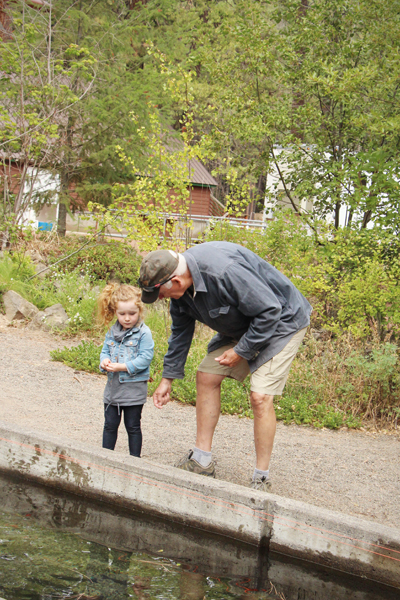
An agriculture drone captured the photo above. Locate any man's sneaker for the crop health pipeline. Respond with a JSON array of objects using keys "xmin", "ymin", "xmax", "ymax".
[
  {"xmin": 175, "ymin": 450, "xmax": 216, "ymax": 478},
  {"xmin": 250, "ymin": 476, "xmax": 272, "ymax": 492}
]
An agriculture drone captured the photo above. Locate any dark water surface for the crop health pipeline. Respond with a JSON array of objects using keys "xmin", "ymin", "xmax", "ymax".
[{"xmin": 0, "ymin": 473, "xmax": 398, "ymax": 600}]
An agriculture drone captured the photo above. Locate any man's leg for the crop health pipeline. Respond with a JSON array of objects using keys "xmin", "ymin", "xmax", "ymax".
[
  {"xmin": 250, "ymin": 392, "xmax": 276, "ymax": 471},
  {"xmin": 249, "ymin": 328, "xmax": 307, "ymax": 490},
  {"xmin": 195, "ymin": 371, "xmax": 225, "ymax": 451},
  {"xmin": 175, "ymin": 371, "xmax": 225, "ymax": 476}
]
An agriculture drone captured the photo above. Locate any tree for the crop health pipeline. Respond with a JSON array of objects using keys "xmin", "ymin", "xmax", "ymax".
[
  {"xmin": 0, "ymin": 0, "xmax": 97, "ymax": 243},
  {"xmin": 0, "ymin": 0, "xmax": 183, "ymax": 240},
  {"xmin": 89, "ymin": 108, "xmax": 209, "ymax": 252},
  {"xmin": 276, "ymin": 0, "xmax": 400, "ymax": 231},
  {"xmin": 172, "ymin": 0, "xmax": 400, "ymax": 231}
]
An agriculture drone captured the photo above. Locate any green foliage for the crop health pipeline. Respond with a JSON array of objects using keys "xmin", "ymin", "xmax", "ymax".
[
  {"xmin": 145, "ymin": 0, "xmax": 400, "ymax": 230},
  {"xmin": 0, "ymin": 252, "xmax": 36, "ymax": 284},
  {"xmin": 50, "ymin": 340, "xmax": 102, "ymax": 372},
  {"xmin": 49, "ymin": 270, "xmax": 102, "ymax": 334},
  {"xmin": 0, "ymin": 253, "xmax": 60, "ymax": 311},
  {"xmin": 0, "ymin": 253, "xmax": 102, "ymax": 332},
  {"xmin": 143, "ymin": 305, "xmax": 369, "ymax": 428},
  {"xmin": 48, "ymin": 238, "xmax": 142, "ymax": 285},
  {"xmin": 206, "ymin": 213, "xmax": 400, "ymax": 341},
  {"xmin": 89, "ymin": 110, "xmax": 207, "ymax": 252},
  {"xmin": 288, "ymin": 336, "xmax": 400, "ymax": 426}
]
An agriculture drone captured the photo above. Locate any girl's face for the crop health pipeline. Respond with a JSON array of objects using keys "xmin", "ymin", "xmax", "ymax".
[{"xmin": 116, "ymin": 300, "xmax": 140, "ymax": 330}]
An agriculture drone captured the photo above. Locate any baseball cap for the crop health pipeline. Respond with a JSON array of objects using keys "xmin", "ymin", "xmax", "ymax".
[{"xmin": 138, "ymin": 250, "xmax": 179, "ymax": 303}]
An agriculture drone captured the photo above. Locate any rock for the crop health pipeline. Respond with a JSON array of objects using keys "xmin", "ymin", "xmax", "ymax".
[
  {"xmin": 29, "ymin": 311, "xmax": 46, "ymax": 329},
  {"xmin": 35, "ymin": 262, "xmax": 48, "ymax": 278},
  {"xmin": 3, "ymin": 290, "xmax": 39, "ymax": 322},
  {"xmin": 311, "ymin": 328, "xmax": 330, "ymax": 341},
  {"xmin": 29, "ymin": 303, "xmax": 69, "ymax": 331},
  {"xmin": 27, "ymin": 250, "xmax": 45, "ymax": 263}
]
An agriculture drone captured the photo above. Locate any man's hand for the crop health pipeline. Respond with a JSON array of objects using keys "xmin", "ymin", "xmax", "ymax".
[
  {"xmin": 214, "ymin": 348, "xmax": 242, "ymax": 368},
  {"xmin": 153, "ymin": 378, "xmax": 173, "ymax": 409}
]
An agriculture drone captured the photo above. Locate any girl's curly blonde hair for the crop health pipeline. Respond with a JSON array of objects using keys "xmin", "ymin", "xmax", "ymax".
[{"xmin": 98, "ymin": 283, "xmax": 144, "ymax": 327}]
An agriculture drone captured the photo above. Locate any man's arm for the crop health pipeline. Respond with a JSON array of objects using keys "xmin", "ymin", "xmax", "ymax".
[
  {"xmin": 162, "ymin": 300, "xmax": 196, "ymax": 379},
  {"xmin": 153, "ymin": 300, "xmax": 196, "ymax": 409},
  {"xmin": 222, "ymin": 264, "xmax": 283, "ymax": 361}
]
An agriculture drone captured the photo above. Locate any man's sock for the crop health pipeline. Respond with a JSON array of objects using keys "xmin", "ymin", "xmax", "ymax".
[
  {"xmin": 192, "ymin": 447, "xmax": 212, "ymax": 468},
  {"xmin": 253, "ymin": 467, "xmax": 270, "ymax": 481}
]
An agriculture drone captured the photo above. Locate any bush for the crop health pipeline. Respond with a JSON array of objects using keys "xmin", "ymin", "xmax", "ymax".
[
  {"xmin": 50, "ymin": 270, "xmax": 104, "ymax": 334},
  {"xmin": 0, "ymin": 253, "xmax": 36, "ymax": 286},
  {"xmin": 205, "ymin": 213, "xmax": 400, "ymax": 341},
  {"xmin": 0, "ymin": 254, "xmax": 57, "ymax": 311},
  {"xmin": 286, "ymin": 336, "xmax": 400, "ymax": 427},
  {"xmin": 0, "ymin": 254, "xmax": 103, "ymax": 334},
  {"xmin": 51, "ymin": 304, "xmax": 374, "ymax": 429},
  {"xmin": 47, "ymin": 238, "xmax": 142, "ymax": 285},
  {"xmin": 50, "ymin": 340, "xmax": 103, "ymax": 371}
]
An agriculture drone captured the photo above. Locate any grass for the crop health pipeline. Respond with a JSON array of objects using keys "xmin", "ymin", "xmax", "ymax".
[
  {"xmin": 3, "ymin": 233, "xmax": 398, "ymax": 430},
  {"xmin": 0, "ymin": 252, "xmax": 104, "ymax": 335},
  {"xmin": 50, "ymin": 304, "xmax": 368, "ymax": 429},
  {"xmin": 50, "ymin": 340, "xmax": 103, "ymax": 372}
]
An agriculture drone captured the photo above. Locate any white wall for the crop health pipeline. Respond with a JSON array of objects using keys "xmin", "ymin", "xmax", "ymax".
[{"xmin": 20, "ymin": 168, "xmax": 60, "ymax": 227}]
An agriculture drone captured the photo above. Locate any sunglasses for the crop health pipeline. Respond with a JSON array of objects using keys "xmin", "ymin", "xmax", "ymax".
[{"xmin": 137, "ymin": 275, "xmax": 175, "ymax": 293}]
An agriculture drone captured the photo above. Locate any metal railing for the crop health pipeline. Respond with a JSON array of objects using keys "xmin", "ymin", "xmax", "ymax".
[{"xmin": 67, "ymin": 210, "xmax": 269, "ymax": 241}]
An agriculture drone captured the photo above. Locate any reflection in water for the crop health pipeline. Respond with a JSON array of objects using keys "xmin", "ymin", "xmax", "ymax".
[
  {"xmin": 0, "ymin": 508, "xmax": 276, "ymax": 600},
  {"xmin": 0, "ymin": 473, "xmax": 398, "ymax": 600}
]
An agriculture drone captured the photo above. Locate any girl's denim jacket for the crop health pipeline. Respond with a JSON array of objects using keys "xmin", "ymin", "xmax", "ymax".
[{"xmin": 99, "ymin": 322, "xmax": 154, "ymax": 383}]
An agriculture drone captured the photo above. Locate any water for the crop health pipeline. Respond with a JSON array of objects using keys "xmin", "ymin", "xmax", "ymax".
[
  {"xmin": 0, "ymin": 473, "xmax": 398, "ymax": 600},
  {"xmin": 0, "ymin": 508, "xmax": 266, "ymax": 600}
]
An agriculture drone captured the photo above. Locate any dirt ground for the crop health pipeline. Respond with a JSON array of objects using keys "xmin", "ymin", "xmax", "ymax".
[{"xmin": 1, "ymin": 317, "xmax": 399, "ymax": 530}]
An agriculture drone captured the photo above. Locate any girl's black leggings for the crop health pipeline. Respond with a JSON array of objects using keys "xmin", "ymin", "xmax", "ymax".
[{"xmin": 102, "ymin": 404, "xmax": 143, "ymax": 457}]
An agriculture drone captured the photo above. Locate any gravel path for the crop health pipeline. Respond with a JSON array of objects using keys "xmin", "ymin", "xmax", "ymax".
[{"xmin": 1, "ymin": 318, "xmax": 399, "ymax": 529}]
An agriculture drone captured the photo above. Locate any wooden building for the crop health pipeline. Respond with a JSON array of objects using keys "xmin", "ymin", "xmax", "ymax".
[{"xmin": 186, "ymin": 158, "xmax": 223, "ymax": 216}]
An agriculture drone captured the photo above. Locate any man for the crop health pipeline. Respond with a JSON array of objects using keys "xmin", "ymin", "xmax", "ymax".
[{"xmin": 138, "ymin": 241, "xmax": 312, "ymax": 491}]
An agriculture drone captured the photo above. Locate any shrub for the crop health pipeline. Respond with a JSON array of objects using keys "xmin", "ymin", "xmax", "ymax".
[
  {"xmin": 47, "ymin": 238, "xmax": 142, "ymax": 285},
  {"xmin": 286, "ymin": 336, "xmax": 400, "ymax": 427},
  {"xmin": 0, "ymin": 254, "xmax": 58, "ymax": 311},
  {"xmin": 50, "ymin": 340, "xmax": 103, "ymax": 372},
  {"xmin": 205, "ymin": 213, "xmax": 400, "ymax": 341},
  {"xmin": 0, "ymin": 253, "xmax": 36, "ymax": 285},
  {"xmin": 50, "ymin": 270, "xmax": 104, "ymax": 334},
  {"xmin": 51, "ymin": 304, "xmax": 371, "ymax": 429},
  {"xmin": 0, "ymin": 254, "xmax": 103, "ymax": 333}
]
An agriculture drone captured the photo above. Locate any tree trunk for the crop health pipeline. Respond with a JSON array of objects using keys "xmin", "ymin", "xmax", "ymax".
[
  {"xmin": 57, "ymin": 202, "xmax": 67, "ymax": 236},
  {"xmin": 57, "ymin": 169, "xmax": 69, "ymax": 236},
  {"xmin": 334, "ymin": 201, "xmax": 341, "ymax": 229}
]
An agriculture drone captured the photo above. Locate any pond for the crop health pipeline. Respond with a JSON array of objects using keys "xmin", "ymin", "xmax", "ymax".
[{"xmin": 0, "ymin": 473, "xmax": 398, "ymax": 600}]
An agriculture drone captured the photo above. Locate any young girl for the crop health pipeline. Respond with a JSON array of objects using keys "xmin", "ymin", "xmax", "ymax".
[{"xmin": 98, "ymin": 283, "xmax": 154, "ymax": 458}]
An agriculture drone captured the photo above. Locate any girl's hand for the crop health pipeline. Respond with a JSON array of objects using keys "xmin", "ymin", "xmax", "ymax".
[
  {"xmin": 104, "ymin": 362, "xmax": 127, "ymax": 372},
  {"xmin": 100, "ymin": 358, "xmax": 111, "ymax": 369}
]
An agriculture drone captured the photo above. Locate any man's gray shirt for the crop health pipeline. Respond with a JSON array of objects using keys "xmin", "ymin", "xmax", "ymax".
[{"xmin": 162, "ymin": 241, "xmax": 312, "ymax": 379}]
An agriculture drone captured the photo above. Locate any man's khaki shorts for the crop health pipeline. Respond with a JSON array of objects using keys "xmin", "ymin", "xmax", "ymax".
[{"xmin": 197, "ymin": 327, "xmax": 307, "ymax": 396}]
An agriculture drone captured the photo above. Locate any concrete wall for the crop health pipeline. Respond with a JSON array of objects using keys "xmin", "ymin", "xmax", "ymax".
[
  {"xmin": 0, "ymin": 422, "xmax": 399, "ymax": 591},
  {"xmin": 2, "ymin": 471, "xmax": 397, "ymax": 600}
]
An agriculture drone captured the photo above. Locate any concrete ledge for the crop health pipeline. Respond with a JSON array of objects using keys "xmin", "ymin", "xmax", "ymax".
[{"xmin": 0, "ymin": 422, "xmax": 399, "ymax": 589}]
